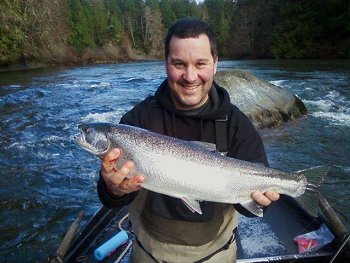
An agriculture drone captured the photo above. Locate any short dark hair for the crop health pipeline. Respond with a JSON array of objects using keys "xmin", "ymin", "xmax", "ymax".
[{"xmin": 165, "ymin": 18, "xmax": 218, "ymax": 59}]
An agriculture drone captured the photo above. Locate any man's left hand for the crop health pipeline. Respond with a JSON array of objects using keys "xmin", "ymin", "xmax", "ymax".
[{"xmin": 251, "ymin": 190, "xmax": 280, "ymax": 207}]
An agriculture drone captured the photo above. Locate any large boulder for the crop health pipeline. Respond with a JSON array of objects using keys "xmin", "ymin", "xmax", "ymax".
[{"xmin": 215, "ymin": 69, "xmax": 308, "ymax": 129}]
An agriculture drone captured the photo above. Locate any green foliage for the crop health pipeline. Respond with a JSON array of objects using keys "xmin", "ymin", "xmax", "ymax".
[
  {"xmin": 67, "ymin": 0, "xmax": 125, "ymax": 53},
  {"xmin": 1, "ymin": 0, "xmax": 349, "ymax": 66},
  {"xmin": 270, "ymin": 2, "xmax": 321, "ymax": 59},
  {"xmin": 1, "ymin": 0, "xmax": 71, "ymax": 65},
  {"xmin": 270, "ymin": 0, "xmax": 350, "ymax": 59},
  {"xmin": 204, "ymin": 0, "xmax": 236, "ymax": 57},
  {"xmin": 159, "ymin": 0, "xmax": 177, "ymax": 28},
  {"xmin": 0, "ymin": 1, "xmax": 25, "ymax": 65},
  {"xmin": 67, "ymin": 0, "xmax": 95, "ymax": 52},
  {"xmin": 105, "ymin": 0, "xmax": 124, "ymax": 44}
]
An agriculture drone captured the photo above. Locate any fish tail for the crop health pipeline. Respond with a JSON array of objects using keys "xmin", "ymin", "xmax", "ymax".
[
  {"xmin": 302, "ymin": 165, "xmax": 329, "ymax": 190},
  {"xmin": 295, "ymin": 166, "xmax": 330, "ymax": 217}
]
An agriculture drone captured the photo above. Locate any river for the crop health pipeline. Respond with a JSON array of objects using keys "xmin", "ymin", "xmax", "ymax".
[{"xmin": 0, "ymin": 60, "xmax": 349, "ymax": 262}]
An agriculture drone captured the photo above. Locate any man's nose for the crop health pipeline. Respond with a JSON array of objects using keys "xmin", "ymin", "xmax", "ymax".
[{"xmin": 183, "ymin": 65, "xmax": 197, "ymax": 83}]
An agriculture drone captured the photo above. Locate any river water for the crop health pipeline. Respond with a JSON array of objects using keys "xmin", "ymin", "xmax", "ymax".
[{"xmin": 0, "ymin": 60, "xmax": 349, "ymax": 262}]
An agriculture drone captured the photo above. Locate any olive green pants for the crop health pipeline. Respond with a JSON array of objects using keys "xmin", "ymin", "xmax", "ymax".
[
  {"xmin": 130, "ymin": 238, "xmax": 237, "ymax": 263},
  {"xmin": 128, "ymin": 190, "xmax": 238, "ymax": 263}
]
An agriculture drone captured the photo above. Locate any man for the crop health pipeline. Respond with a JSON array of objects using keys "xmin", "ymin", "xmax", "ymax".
[{"xmin": 97, "ymin": 18, "xmax": 279, "ymax": 262}]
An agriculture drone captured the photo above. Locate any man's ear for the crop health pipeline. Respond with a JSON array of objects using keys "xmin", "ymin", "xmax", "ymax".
[{"xmin": 213, "ymin": 56, "xmax": 218, "ymax": 75}]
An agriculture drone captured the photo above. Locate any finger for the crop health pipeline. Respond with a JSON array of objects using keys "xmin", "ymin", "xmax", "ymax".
[
  {"xmin": 265, "ymin": 190, "xmax": 280, "ymax": 201},
  {"xmin": 251, "ymin": 191, "xmax": 271, "ymax": 207},
  {"xmin": 132, "ymin": 174, "xmax": 146, "ymax": 185},
  {"xmin": 119, "ymin": 174, "xmax": 145, "ymax": 192},
  {"xmin": 105, "ymin": 148, "xmax": 121, "ymax": 163},
  {"xmin": 110, "ymin": 161, "xmax": 135, "ymax": 185},
  {"xmin": 101, "ymin": 148, "xmax": 121, "ymax": 173}
]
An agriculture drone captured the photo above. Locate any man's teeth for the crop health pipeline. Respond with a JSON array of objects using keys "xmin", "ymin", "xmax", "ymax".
[{"xmin": 183, "ymin": 85, "xmax": 198, "ymax": 90}]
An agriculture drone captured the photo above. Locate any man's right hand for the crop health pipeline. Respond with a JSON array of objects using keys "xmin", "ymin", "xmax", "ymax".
[{"xmin": 100, "ymin": 148, "xmax": 145, "ymax": 197}]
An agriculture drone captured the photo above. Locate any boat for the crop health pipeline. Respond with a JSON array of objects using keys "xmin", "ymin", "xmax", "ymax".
[{"xmin": 56, "ymin": 194, "xmax": 349, "ymax": 263}]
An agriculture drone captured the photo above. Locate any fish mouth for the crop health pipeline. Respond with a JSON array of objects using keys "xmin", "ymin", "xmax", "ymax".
[
  {"xmin": 75, "ymin": 130, "xmax": 110, "ymax": 156},
  {"xmin": 75, "ymin": 133, "xmax": 88, "ymax": 148}
]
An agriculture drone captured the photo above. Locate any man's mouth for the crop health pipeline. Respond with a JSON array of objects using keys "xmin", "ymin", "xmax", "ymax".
[{"xmin": 181, "ymin": 84, "xmax": 200, "ymax": 90}]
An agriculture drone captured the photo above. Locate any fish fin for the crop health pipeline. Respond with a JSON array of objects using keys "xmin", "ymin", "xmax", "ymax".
[
  {"xmin": 295, "ymin": 166, "xmax": 330, "ymax": 217},
  {"xmin": 241, "ymin": 200, "xmax": 264, "ymax": 217},
  {"xmin": 181, "ymin": 197, "xmax": 202, "ymax": 214},
  {"xmin": 296, "ymin": 165, "xmax": 329, "ymax": 188},
  {"xmin": 295, "ymin": 192, "xmax": 320, "ymax": 218}
]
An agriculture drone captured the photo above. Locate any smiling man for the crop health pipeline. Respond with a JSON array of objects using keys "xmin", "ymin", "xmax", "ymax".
[
  {"xmin": 166, "ymin": 33, "xmax": 218, "ymax": 110},
  {"xmin": 97, "ymin": 18, "xmax": 279, "ymax": 262}
]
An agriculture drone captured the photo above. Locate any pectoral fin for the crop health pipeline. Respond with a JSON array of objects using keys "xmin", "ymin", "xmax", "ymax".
[
  {"xmin": 241, "ymin": 200, "xmax": 264, "ymax": 217},
  {"xmin": 181, "ymin": 197, "xmax": 202, "ymax": 214}
]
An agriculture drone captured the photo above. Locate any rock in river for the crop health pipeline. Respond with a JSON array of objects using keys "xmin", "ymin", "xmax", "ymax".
[{"xmin": 215, "ymin": 69, "xmax": 308, "ymax": 129}]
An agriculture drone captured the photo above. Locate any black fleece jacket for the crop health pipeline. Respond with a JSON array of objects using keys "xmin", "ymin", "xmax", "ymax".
[{"xmin": 97, "ymin": 79, "xmax": 268, "ymax": 219}]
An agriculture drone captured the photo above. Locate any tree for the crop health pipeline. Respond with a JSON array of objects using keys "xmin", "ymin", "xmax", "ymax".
[
  {"xmin": 311, "ymin": 0, "xmax": 350, "ymax": 58},
  {"xmin": 159, "ymin": 0, "xmax": 177, "ymax": 29},
  {"xmin": 86, "ymin": 0, "xmax": 109, "ymax": 46},
  {"xmin": 1, "ymin": 0, "xmax": 70, "ymax": 65},
  {"xmin": 0, "ymin": 0, "xmax": 26, "ymax": 64},
  {"xmin": 143, "ymin": 5, "xmax": 165, "ymax": 56},
  {"xmin": 105, "ymin": 0, "xmax": 124, "ymax": 45},
  {"xmin": 229, "ymin": 0, "xmax": 272, "ymax": 58},
  {"xmin": 204, "ymin": 0, "xmax": 236, "ymax": 57},
  {"xmin": 270, "ymin": 1, "xmax": 321, "ymax": 59},
  {"xmin": 119, "ymin": 0, "xmax": 145, "ymax": 47},
  {"xmin": 67, "ymin": 0, "xmax": 95, "ymax": 52},
  {"xmin": 145, "ymin": 0, "xmax": 159, "ymax": 10}
]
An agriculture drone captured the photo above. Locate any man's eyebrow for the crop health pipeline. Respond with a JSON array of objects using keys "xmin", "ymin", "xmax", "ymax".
[
  {"xmin": 169, "ymin": 58, "xmax": 183, "ymax": 62},
  {"xmin": 169, "ymin": 58, "xmax": 211, "ymax": 63},
  {"xmin": 197, "ymin": 58, "xmax": 212, "ymax": 62}
]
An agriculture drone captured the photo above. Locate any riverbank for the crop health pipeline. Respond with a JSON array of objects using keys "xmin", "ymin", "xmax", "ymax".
[{"xmin": 0, "ymin": 42, "xmax": 161, "ymax": 72}]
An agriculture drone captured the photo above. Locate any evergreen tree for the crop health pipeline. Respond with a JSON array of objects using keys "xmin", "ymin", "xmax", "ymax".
[
  {"xmin": 67, "ymin": 0, "xmax": 95, "ymax": 52},
  {"xmin": 270, "ymin": 1, "xmax": 321, "ymax": 59},
  {"xmin": 159, "ymin": 0, "xmax": 177, "ymax": 29},
  {"xmin": 105, "ymin": 0, "xmax": 124, "ymax": 44},
  {"xmin": 204, "ymin": 0, "xmax": 235, "ymax": 57},
  {"xmin": 0, "ymin": 0, "xmax": 26, "ymax": 64}
]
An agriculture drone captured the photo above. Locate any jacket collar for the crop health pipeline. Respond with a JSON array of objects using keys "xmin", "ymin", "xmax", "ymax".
[{"xmin": 154, "ymin": 78, "xmax": 231, "ymax": 120}]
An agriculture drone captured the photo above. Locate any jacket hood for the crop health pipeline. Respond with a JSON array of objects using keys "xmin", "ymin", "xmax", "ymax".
[{"xmin": 155, "ymin": 79, "xmax": 232, "ymax": 120}]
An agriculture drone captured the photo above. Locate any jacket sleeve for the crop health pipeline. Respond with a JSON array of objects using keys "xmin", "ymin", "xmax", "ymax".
[
  {"xmin": 96, "ymin": 99, "xmax": 151, "ymax": 208},
  {"xmin": 97, "ymin": 172, "xmax": 138, "ymax": 208}
]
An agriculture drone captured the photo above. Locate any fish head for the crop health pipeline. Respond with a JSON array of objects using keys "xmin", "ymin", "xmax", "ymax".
[{"xmin": 76, "ymin": 123, "xmax": 112, "ymax": 157}]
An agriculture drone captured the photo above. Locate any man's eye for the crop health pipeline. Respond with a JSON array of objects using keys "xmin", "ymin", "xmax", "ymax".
[
  {"xmin": 172, "ymin": 62, "xmax": 185, "ymax": 69},
  {"xmin": 196, "ymin": 62, "xmax": 207, "ymax": 69}
]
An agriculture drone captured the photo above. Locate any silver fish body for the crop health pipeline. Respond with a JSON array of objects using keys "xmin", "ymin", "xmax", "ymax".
[{"xmin": 76, "ymin": 123, "xmax": 324, "ymax": 216}]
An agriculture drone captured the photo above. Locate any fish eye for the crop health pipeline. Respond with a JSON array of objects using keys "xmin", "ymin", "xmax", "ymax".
[
  {"xmin": 83, "ymin": 127, "xmax": 92, "ymax": 134},
  {"xmin": 85, "ymin": 127, "xmax": 97, "ymax": 140}
]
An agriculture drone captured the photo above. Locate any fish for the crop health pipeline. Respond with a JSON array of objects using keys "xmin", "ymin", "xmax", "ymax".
[{"xmin": 76, "ymin": 122, "xmax": 328, "ymax": 217}]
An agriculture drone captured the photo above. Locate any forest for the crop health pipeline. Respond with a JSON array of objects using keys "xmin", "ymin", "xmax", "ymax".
[{"xmin": 1, "ymin": 0, "xmax": 350, "ymax": 69}]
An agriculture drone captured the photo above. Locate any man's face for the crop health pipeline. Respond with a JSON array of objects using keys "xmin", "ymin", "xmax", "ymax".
[{"xmin": 165, "ymin": 34, "xmax": 218, "ymax": 111}]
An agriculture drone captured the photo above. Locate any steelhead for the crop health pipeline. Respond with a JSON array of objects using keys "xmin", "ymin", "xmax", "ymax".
[{"xmin": 76, "ymin": 123, "xmax": 327, "ymax": 217}]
